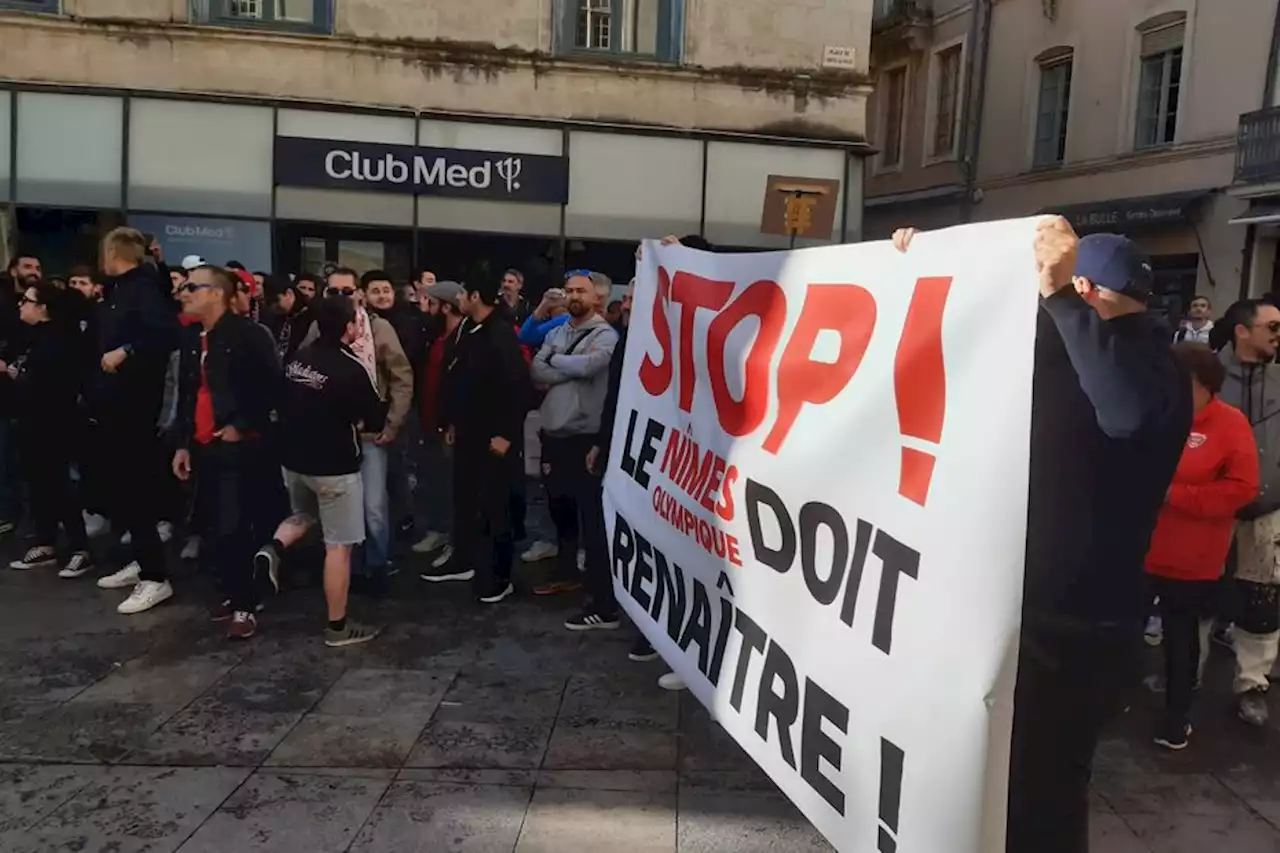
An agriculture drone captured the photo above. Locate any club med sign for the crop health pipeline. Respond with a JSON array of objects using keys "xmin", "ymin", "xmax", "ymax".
[{"xmin": 273, "ymin": 136, "xmax": 570, "ymax": 204}]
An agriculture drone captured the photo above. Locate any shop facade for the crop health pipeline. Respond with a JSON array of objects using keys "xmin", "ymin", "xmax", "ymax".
[{"xmin": 1, "ymin": 84, "xmax": 867, "ymax": 292}]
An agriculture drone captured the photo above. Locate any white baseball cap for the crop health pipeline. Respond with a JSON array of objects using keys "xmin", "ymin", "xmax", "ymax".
[{"xmin": 180, "ymin": 254, "xmax": 207, "ymax": 271}]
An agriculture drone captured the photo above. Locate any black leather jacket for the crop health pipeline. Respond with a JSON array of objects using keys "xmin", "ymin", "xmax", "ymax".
[{"xmin": 172, "ymin": 312, "xmax": 282, "ymax": 449}]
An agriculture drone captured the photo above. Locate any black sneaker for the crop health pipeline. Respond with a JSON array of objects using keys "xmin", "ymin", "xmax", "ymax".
[
  {"xmin": 478, "ymin": 582, "xmax": 515, "ymax": 604},
  {"xmin": 420, "ymin": 562, "xmax": 476, "ymax": 583},
  {"xmin": 254, "ymin": 545, "xmax": 281, "ymax": 594},
  {"xmin": 565, "ymin": 610, "xmax": 622, "ymax": 631},
  {"xmin": 396, "ymin": 517, "xmax": 416, "ymax": 540},
  {"xmin": 1154, "ymin": 723, "xmax": 1192, "ymax": 751},
  {"xmin": 629, "ymin": 638, "xmax": 659, "ymax": 662}
]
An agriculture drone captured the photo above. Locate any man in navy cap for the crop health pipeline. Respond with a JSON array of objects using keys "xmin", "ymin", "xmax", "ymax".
[{"xmin": 895, "ymin": 219, "xmax": 1191, "ymax": 853}]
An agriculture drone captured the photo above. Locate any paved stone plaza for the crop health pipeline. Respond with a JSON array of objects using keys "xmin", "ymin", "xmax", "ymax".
[{"xmin": 1, "ymin": 555, "xmax": 1279, "ymax": 852}]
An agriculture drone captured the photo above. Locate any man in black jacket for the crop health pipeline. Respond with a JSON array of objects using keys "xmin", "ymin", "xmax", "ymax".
[
  {"xmin": 91, "ymin": 228, "xmax": 182, "ymax": 615},
  {"xmin": 894, "ymin": 220, "xmax": 1191, "ymax": 853},
  {"xmin": 170, "ymin": 266, "xmax": 282, "ymax": 639},
  {"xmin": 255, "ymin": 295, "xmax": 386, "ymax": 648},
  {"xmin": 426, "ymin": 277, "xmax": 530, "ymax": 603}
]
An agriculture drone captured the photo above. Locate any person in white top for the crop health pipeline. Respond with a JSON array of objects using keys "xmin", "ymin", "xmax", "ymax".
[{"xmin": 1174, "ymin": 295, "xmax": 1214, "ymax": 344}]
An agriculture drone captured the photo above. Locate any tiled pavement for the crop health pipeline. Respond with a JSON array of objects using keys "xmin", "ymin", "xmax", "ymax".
[{"xmin": 2, "ymin": 550, "xmax": 1279, "ymax": 852}]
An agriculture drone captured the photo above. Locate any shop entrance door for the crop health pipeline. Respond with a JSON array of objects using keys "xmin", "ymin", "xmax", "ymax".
[{"xmin": 277, "ymin": 223, "xmax": 413, "ymax": 283}]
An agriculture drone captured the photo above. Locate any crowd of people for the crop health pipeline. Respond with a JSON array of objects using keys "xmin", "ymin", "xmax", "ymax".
[
  {"xmin": 0, "ymin": 226, "xmax": 667, "ymax": 655},
  {"xmin": 6, "ymin": 220, "xmax": 1280, "ymax": 853}
]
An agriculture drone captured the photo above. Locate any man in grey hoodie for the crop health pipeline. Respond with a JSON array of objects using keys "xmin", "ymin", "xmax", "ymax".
[
  {"xmin": 1217, "ymin": 297, "xmax": 1280, "ymax": 726},
  {"xmin": 531, "ymin": 271, "xmax": 619, "ymax": 626}
]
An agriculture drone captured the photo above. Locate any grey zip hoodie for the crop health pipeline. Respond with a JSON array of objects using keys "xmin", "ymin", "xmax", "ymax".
[
  {"xmin": 1219, "ymin": 344, "xmax": 1280, "ymax": 519},
  {"xmin": 531, "ymin": 313, "xmax": 619, "ymax": 437}
]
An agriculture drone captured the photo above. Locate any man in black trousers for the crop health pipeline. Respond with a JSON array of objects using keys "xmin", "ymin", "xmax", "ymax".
[
  {"xmin": 427, "ymin": 277, "xmax": 531, "ymax": 604},
  {"xmin": 894, "ymin": 219, "xmax": 1191, "ymax": 853},
  {"xmin": 171, "ymin": 265, "xmax": 282, "ymax": 639},
  {"xmin": 91, "ymin": 227, "xmax": 182, "ymax": 614}
]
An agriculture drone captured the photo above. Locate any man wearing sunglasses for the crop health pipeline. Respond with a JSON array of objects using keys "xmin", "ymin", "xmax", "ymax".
[
  {"xmin": 1216, "ymin": 297, "xmax": 1280, "ymax": 727},
  {"xmin": 170, "ymin": 266, "xmax": 282, "ymax": 638}
]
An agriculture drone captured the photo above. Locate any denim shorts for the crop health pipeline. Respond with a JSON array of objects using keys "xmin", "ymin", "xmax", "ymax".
[{"xmin": 282, "ymin": 469, "xmax": 365, "ymax": 547}]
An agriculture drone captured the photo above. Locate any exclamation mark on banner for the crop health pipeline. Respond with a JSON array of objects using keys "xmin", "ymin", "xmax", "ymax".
[
  {"xmin": 892, "ymin": 276, "xmax": 952, "ymax": 506},
  {"xmin": 878, "ymin": 738, "xmax": 905, "ymax": 853}
]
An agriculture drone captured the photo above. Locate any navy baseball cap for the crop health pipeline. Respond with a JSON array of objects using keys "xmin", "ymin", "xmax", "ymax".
[{"xmin": 1074, "ymin": 233, "xmax": 1154, "ymax": 302}]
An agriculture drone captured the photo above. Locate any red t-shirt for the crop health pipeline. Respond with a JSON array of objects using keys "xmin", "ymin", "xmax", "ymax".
[
  {"xmin": 419, "ymin": 335, "xmax": 447, "ymax": 432},
  {"xmin": 194, "ymin": 332, "xmax": 216, "ymax": 445}
]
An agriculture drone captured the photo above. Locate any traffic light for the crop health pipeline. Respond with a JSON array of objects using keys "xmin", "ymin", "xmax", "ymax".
[{"xmin": 783, "ymin": 195, "xmax": 816, "ymax": 235}]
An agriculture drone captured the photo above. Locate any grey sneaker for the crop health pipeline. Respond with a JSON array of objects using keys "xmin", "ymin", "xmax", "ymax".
[
  {"xmin": 1238, "ymin": 688, "xmax": 1270, "ymax": 727},
  {"xmin": 324, "ymin": 621, "xmax": 379, "ymax": 648}
]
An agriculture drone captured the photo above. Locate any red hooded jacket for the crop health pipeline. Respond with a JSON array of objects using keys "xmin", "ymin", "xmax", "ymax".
[{"xmin": 1145, "ymin": 397, "xmax": 1260, "ymax": 582}]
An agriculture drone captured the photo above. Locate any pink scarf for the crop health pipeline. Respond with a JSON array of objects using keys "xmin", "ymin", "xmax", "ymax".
[{"xmin": 349, "ymin": 307, "xmax": 378, "ymax": 389}]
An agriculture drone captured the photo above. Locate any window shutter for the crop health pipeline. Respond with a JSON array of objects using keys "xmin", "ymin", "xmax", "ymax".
[
  {"xmin": 655, "ymin": 0, "xmax": 683, "ymax": 61},
  {"xmin": 1140, "ymin": 22, "xmax": 1185, "ymax": 57}
]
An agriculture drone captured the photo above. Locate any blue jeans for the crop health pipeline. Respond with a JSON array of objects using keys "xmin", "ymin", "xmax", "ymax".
[{"xmin": 359, "ymin": 440, "xmax": 391, "ymax": 576}]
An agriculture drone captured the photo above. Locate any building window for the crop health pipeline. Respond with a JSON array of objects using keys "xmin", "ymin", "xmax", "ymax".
[
  {"xmin": 1033, "ymin": 48, "xmax": 1072, "ymax": 167},
  {"xmin": 0, "ymin": 0, "xmax": 59, "ymax": 11},
  {"xmin": 556, "ymin": 0, "xmax": 684, "ymax": 62},
  {"xmin": 880, "ymin": 66, "xmax": 908, "ymax": 169},
  {"xmin": 195, "ymin": 0, "xmax": 333, "ymax": 33},
  {"xmin": 931, "ymin": 44, "xmax": 963, "ymax": 158},
  {"xmin": 1135, "ymin": 15, "xmax": 1186, "ymax": 150}
]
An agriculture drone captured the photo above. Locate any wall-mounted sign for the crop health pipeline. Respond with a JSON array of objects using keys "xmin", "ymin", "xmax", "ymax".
[
  {"xmin": 1043, "ymin": 190, "xmax": 1206, "ymax": 234},
  {"xmin": 273, "ymin": 136, "xmax": 570, "ymax": 204},
  {"xmin": 129, "ymin": 214, "xmax": 272, "ymax": 272},
  {"xmin": 822, "ymin": 45, "xmax": 858, "ymax": 69}
]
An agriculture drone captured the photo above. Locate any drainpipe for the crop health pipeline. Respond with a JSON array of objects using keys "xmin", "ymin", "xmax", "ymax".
[{"xmin": 959, "ymin": 0, "xmax": 992, "ymax": 223}]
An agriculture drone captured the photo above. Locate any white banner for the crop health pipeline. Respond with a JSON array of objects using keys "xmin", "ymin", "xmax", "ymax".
[{"xmin": 603, "ymin": 220, "xmax": 1043, "ymax": 853}]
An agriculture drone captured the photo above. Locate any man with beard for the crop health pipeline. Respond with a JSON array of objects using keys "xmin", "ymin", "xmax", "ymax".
[
  {"xmin": 499, "ymin": 268, "xmax": 530, "ymax": 325},
  {"xmin": 531, "ymin": 272, "xmax": 619, "ymax": 612},
  {"xmin": 424, "ymin": 277, "xmax": 531, "ymax": 603},
  {"xmin": 90, "ymin": 228, "xmax": 182, "ymax": 614},
  {"xmin": 411, "ymin": 281, "xmax": 466, "ymax": 567},
  {"xmin": 295, "ymin": 273, "xmax": 319, "ymax": 305},
  {"xmin": 1214, "ymin": 298, "xmax": 1280, "ymax": 727}
]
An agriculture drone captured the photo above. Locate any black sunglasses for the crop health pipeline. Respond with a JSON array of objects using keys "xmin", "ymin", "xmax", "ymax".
[
  {"xmin": 326, "ymin": 286, "xmax": 356, "ymax": 297},
  {"xmin": 18, "ymin": 294, "xmax": 40, "ymax": 306},
  {"xmin": 183, "ymin": 282, "xmax": 215, "ymax": 293}
]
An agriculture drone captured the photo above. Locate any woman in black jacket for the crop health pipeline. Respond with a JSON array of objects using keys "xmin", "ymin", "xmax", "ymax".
[{"xmin": 6, "ymin": 283, "xmax": 93, "ymax": 577}]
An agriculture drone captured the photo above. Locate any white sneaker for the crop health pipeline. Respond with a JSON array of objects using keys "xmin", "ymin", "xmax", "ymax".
[
  {"xmin": 83, "ymin": 513, "xmax": 109, "ymax": 538},
  {"xmin": 411, "ymin": 531, "xmax": 447, "ymax": 554},
  {"xmin": 97, "ymin": 562, "xmax": 141, "ymax": 589},
  {"xmin": 577, "ymin": 549, "xmax": 586, "ymax": 571},
  {"xmin": 118, "ymin": 579, "xmax": 174, "ymax": 614},
  {"xmin": 521, "ymin": 540, "xmax": 558, "ymax": 562},
  {"xmin": 58, "ymin": 552, "xmax": 93, "ymax": 579},
  {"xmin": 157, "ymin": 521, "xmax": 174, "ymax": 544},
  {"xmin": 431, "ymin": 544, "xmax": 455, "ymax": 569},
  {"xmin": 180, "ymin": 536, "xmax": 201, "ymax": 561},
  {"xmin": 658, "ymin": 672, "xmax": 688, "ymax": 691}
]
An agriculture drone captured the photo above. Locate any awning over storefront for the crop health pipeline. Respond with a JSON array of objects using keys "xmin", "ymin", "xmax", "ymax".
[
  {"xmin": 1040, "ymin": 190, "xmax": 1209, "ymax": 233},
  {"xmin": 1228, "ymin": 204, "xmax": 1280, "ymax": 226}
]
